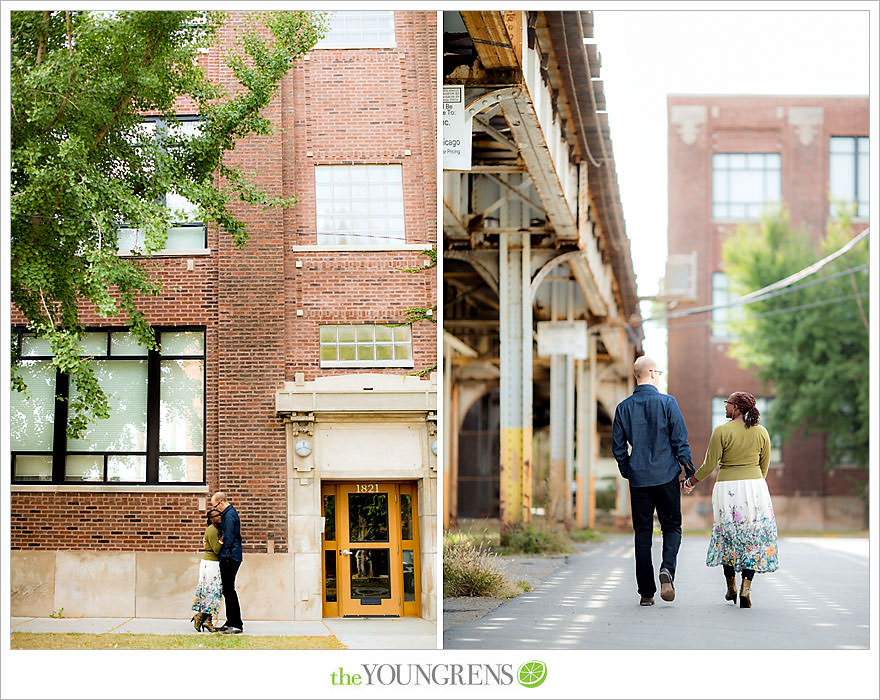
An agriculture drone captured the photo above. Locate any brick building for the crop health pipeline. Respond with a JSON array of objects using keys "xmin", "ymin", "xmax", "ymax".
[
  {"xmin": 666, "ymin": 94, "xmax": 868, "ymax": 530},
  {"xmin": 10, "ymin": 11, "xmax": 438, "ymax": 622}
]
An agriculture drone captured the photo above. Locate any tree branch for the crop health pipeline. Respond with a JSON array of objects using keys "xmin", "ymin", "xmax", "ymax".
[
  {"xmin": 35, "ymin": 11, "xmax": 51, "ymax": 66},
  {"xmin": 39, "ymin": 287, "xmax": 56, "ymax": 327},
  {"xmin": 48, "ymin": 11, "xmax": 76, "ymax": 129},
  {"xmin": 94, "ymin": 27, "xmax": 154, "ymax": 148}
]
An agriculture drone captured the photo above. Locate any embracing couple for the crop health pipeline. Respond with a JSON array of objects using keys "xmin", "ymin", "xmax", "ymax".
[{"xmin": 611, "ymin": 356, "xmax": 780, "ymax": 609}]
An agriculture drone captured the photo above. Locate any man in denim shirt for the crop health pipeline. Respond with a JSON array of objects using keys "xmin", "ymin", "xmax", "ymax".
[
  {"xmin": 612, "ymin": 356, "xmax": 694, "ymax": 606},
  {"xmin": 211, "ymin": 490, "xmax": 244, "ymax": 633}
]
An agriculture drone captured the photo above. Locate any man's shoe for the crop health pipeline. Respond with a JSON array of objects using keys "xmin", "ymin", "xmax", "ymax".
[
  {"xmin": 214, "ymin": 624, "xmax": 229, "ymax": 633},
  {"xmin": 659, "ymin": 568, "xmax": 675, "ymax": 602},
  {"xmin": 221, "ymin": 626, "xmax": 242, "ymax": 634},
  {"xmin": 639, "ymin": 596, "xmax": 655, "ymax": 606}
]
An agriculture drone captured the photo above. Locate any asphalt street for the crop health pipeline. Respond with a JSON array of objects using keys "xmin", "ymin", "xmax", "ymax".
[{"xmin": 443, "ymin": 533, "xmax": 869, "ymax": 650}]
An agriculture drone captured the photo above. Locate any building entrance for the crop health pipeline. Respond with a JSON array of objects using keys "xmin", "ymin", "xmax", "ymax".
[{"xmin": 321, "ymin": 481, "xmax": 420, "ymax": 617}]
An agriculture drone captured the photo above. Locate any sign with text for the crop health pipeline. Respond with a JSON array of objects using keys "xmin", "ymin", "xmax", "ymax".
[
  {"xmin": 443, "ymin": 85, "xmax": 472, "ymax": 170},
  {"xmin": 537, "ymin": 321, "xmax": 588, "ymax": 359}
]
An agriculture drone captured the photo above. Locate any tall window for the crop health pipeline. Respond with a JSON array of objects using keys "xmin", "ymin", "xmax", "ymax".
[
  {"xmin": 712, "ymin": 396, "xmax": 781, "ymax": 464},
  {"xmin": 118, "ymin": 117, "xmax": 207, "ymax": 253},
  {"xmin": 712, "ymin": 153, "xmax": 781, "ymax": 220},
  {"xmin": 829, "ymin": 136, "xmax": 868, "ymax": 218},
  {"xmin": 315, "ymin": 10, "xmax": 396, "ymax": 48},
  {"xmin": 711, "ymin": 272, "xmax": 741, "ymax": 341},
  {"xmin": 315, "ymin": 165, "xmax": 406, "ymax": 245},
  {"xmin": 11, "ymin": 328, "xmax": 205, "ymax": 484},
  {"xmin": 319, "ymin": 324, "xmax": 413, "ymax": 368}
]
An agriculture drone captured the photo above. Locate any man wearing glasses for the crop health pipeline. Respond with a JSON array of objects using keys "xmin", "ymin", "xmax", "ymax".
[{"xmin": 612, "ymin": 355, "xmax": 695, "ymax": 607}]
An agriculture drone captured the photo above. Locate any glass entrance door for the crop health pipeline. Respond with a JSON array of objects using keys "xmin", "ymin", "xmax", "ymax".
[
  {"xmin": 321, "ymin": 482, "xmax": 420, "ymax": 617},
  {"xmin": 339, "ymin": 483, "xmax": 399, "ymax": 615}
]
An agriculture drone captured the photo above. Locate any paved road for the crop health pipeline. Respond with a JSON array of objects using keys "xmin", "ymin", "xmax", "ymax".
[{"xmin": 444, "ymin": 533, "xmax": 869, "ymax": 650}]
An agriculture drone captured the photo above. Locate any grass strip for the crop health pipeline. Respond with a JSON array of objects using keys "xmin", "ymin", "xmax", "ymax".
[{"xmin": 10, "ymin": 632, "xmax": 346, "ymax": 650}]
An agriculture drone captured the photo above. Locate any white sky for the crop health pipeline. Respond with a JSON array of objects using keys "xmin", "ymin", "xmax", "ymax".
[{"xmin": 592, "ymin": 6, "xmax": 872, "ymax": 367}]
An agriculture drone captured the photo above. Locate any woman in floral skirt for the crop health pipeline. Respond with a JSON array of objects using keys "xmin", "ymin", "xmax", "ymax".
[
  {"xmin": 191, "ymin": 508, "xmax": 224, "ymax": 631},
  {"xmin": 683, "ymin": 391, "xmax": 779, "ymax": 607}
]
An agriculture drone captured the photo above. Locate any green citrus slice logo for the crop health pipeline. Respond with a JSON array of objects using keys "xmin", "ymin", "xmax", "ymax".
[{"xmin": 517, "ymin": 660, "xmax": 547, "ymax": 688}]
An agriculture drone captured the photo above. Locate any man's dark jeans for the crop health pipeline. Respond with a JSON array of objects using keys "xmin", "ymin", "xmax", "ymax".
[
  {"xmin": 629, "ymin": 476, "xmax": 682, "ymax": 598},
  {"xmin": 219, "ymin": 558, "xmax": 243, "ymax": 629}
]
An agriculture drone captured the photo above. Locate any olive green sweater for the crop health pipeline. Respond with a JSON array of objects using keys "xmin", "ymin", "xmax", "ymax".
[
  {"xmin": 202, "ymin": 525, "xmax": 222, "ymax": 561},
  {"xmin": 694, "ymin": 420, "xmax": 771, "ymax": 483}
]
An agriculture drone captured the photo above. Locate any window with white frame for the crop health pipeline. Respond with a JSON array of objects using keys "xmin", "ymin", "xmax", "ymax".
[
  {"xmin": 315, "ymin": 165, "xmax": 406, "ymax": 245},
  {"xmin": 829, "ymin": 136, "xmax": 868, "ymax": 219},
  {"xmin": 711, "ymin": 271, "xmax": 742, "ymax": 341},
  {"xmin": 118, "ymin": 117, "xmax": 207, "ymax": 253},
  {"xmin": 712, "ymin": 153, "xmax": 781, "ymax": 220},
  {"xmin": 11, "ymin": 328, "xmax": 205, "ymax": 484},
  {"xmin": 712, "ymin": 396, "xmax": 781, "ymax": 464},
  {"xmin": 320, "ymin": 324, "xmax": 413, "ymax": 368},
  {"xmin": 315, "ymin": 10, "xmax": 396, "ymax": 48}
]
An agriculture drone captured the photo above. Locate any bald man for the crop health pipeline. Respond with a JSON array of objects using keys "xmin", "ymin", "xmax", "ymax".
[{"xmin": 612, "ymin": 356, "xmax": 694, "ymax": 607}]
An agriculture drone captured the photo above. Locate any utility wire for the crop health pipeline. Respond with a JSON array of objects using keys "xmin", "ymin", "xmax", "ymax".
[
  {"xmin": 664, "ymin": 291, "xmax": 870, "ymax": 331},
  {"xmin": 642, "ymin": 262, "xmax": 869, "ymax": 323},
  {"xmin": 644, "ymin": 227, "xmax": 869, "ymax": 323}
]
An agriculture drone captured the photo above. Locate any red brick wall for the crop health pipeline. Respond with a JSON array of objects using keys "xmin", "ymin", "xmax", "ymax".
[
  {"xmin": 10, "ymin": 11, "xmax": 438, "ymax": 553},
  {"xmin": 667, "ymin": 95, "xmax": 868, "ymax": 499}
]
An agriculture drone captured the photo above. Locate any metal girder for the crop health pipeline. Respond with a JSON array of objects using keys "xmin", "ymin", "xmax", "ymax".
[
  {"xmin": 443, "ymin": 199, "xmax": 469, "ymax": 238},
  {"xmin": 482, "ymin": 172, "xmax": 546, "ymax": 216},
  {"xmin": 444, "ymin": 250, "xmax": 499, "ymax": 296},
  {"xmin": 473, "ymin": 115, "xmax": 518, "ymax": 153},
  {"xmin": 530, "ymin": 250, "xmax": 608, "ymax": 318},
  {"xmin": 504, "ymin": 90, "xmax": 578, "ymax": 240}
]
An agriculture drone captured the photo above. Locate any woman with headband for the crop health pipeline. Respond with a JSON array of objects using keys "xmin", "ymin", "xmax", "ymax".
[{"xmin": 683, "ymin": 392, "xmax": 779, "ymax": 607}]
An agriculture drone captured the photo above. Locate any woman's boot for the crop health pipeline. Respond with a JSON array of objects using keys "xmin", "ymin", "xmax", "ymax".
[
  {"xmin": 739, "ymin": 578, "xmax": 752, "ymax": 608},
  {"xmin": 725, "ymin": 575, "xmax": 737, "ymax": 604},
  {"xmin": 191, "ymin": 612, "xmax": 206, "ymax": 631},
  {"xmin": 202, "ymin": 615, "xmax": 217, "ymax": 633}
]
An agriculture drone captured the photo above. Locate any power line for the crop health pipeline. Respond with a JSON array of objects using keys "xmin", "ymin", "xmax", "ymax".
[
  {"xmin": 644, "ymin": 227, "xmax": 869, "ymax": 323},
  {"xmin": 665, "ymin": 291, "xmax": 869, "ymax": 331},
  {"xmin": 642, "ymin": 262, "xmax": 869, "ymax": 324}
]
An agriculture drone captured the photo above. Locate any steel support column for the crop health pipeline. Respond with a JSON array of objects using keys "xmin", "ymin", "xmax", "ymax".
[
  {"xmin": 499, "ymin": 232, "xmax": 532, "ymax": 530},
  {"xmin": 549, "ymin": 281, "xmax": 576, "ymax": 525},
  {"xmin": 576, "ymin": 332, "xmax": 598, "ymax": 529}
]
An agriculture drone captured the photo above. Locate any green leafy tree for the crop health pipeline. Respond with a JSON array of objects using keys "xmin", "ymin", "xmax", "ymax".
[
  {"xmin": 721, "ymin": 207, "xmax": 869, "ymax": 470},
  {"xmin": 11, "ymin": 10, "xmax": 327, "ymax": 436}
]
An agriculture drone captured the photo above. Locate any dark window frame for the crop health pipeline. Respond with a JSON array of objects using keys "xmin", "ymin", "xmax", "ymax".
[
  {"xmin": 118, "ymin": 115, "xmax": 208, "ymax": 251},
  {"xmin": 11, "ymin": 326, "xmax": 207, "ymax": 485},
  {"xmin": 829, "ymin": 135, "xmax": 869, "ymax": 219},
  {"xmin": 712, "ymin": 152, "xmax": 782, "ymax": 220}
]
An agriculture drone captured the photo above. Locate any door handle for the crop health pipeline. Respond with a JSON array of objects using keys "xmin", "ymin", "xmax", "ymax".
[{"xmin": 340, "ymin": 549, "xmax": 352, "ymax": 556}]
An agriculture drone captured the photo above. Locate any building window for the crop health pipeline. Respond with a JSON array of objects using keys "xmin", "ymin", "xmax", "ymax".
[
  {"xmin": 10, "ymin": 328, "xmax": 205, "ymax": 484},
  {"xmin": 712, "ymin": 153, "xmax": 781, "ymax": 220},
  {"xmin": 118, "ymin": 117, "xmax": 208, "ymax": 253},
  {"xmin": 319, "ymin": 324, "xmax": 413, "ymax": 368},
  {"xmin": 315, "ymin": 165, "xmax": 405, "ymax": 245},
  {"xmin": 829, "ymin": 136, "xmax": 868, "ymax": 219},
  {"xmin": 315, "ymin": 10, "xmax": 396, "ymax": 48},
  {"xmin": 712, "ymin": 396, "xmax": 782, "ymax": 465},
  {"xmin": 711, "ymin": 271, "xmax": 741, "ymax": 341}
]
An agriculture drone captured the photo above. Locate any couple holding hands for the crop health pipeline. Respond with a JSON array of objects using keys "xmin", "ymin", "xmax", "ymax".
[{"xmin": 612, "ymin": 356, "xmax": 779, "ymax": 609}]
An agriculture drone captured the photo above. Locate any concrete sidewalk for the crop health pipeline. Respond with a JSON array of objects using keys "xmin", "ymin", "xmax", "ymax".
[{"xmin": 10, "ymin": 615, "xmax": 438, "ymax": 649}]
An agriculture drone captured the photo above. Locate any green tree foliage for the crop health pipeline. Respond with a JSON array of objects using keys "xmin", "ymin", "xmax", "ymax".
[
  {"xmin": 721, "ymin": 207, "xmax": 869, "ymax": 469},
  {"xmin": 11, "ymin": 10, "xmax": 327, "ymax": 436}
]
